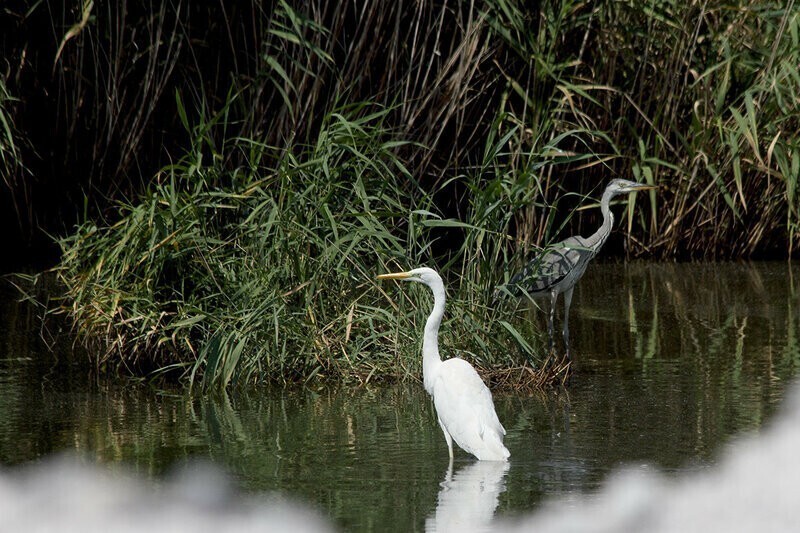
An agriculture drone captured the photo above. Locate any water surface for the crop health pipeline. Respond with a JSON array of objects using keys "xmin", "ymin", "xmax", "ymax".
[{"xmin": 1, "ymin": 262, "xmax": 798, "ymax": 531}]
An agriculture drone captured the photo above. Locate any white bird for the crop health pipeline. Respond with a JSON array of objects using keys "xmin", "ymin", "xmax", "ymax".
[{"xmin": 377, "ymin": 267, "xmax": 510, "ymax": 462}]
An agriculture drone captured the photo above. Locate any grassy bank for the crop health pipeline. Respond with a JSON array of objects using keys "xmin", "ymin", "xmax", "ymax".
[{"xmin": 4, "ymin": 1, "xmax": 800, "ymax": 386}]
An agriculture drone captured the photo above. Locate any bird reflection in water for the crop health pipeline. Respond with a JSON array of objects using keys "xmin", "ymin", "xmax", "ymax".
[{"xmin": 425, "ymin": 460, "xmax": 510, "ymax": 533}]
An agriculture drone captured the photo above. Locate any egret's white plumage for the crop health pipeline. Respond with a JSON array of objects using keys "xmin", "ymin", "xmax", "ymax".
[{"xmin": 377, "ymin": 267, "xmax": 510, "ymax": 461}]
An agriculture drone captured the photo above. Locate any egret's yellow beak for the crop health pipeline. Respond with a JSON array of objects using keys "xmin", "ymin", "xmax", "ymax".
[
  {"xmin": 376, "ymin": 271, "xmax": 412, "ymax": 280},
  {"xmin": 630, "ymin": 184, "xmax": 659, "ymax": 191}
]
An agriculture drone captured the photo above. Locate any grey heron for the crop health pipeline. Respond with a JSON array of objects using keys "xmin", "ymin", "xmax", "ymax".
[
  {"xmin": 377, "ymin": 267, "xmax": 510, "ymax": 461},
  {"xmin": 502, "ymin": 179, "xmax": 658, "ymax": 359}
]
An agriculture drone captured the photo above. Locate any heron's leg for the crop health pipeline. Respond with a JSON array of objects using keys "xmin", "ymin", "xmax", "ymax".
[
  {"xmin": 439, "ymin": 418, "xmax": 454, "ymax": 460},
  {"xmin": 562, "ymin": 287, "xmax": 574, "ymax": 359},
  {"xmin": 548, "ymin": 289, "xmax": 558, "ymax": 352}
]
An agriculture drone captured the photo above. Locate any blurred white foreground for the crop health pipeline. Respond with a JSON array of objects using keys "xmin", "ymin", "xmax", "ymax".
[
  {"xmin": 0, "ymin": 459, "xmax": 333, "ymax": 533},
  {"xmin": 500, "ymin": 384, "xmax": 800, "ymax": 533},
  {"xmin": 3, "ymin": 384, "xmax": 800, "ymax": 533}
]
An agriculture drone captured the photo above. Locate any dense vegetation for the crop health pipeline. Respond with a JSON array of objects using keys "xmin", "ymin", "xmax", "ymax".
[{"xmin": 2, "ymin": 1, "xmax": 799, "ymax": 386}]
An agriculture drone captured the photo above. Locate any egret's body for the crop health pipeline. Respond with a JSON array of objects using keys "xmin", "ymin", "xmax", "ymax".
[
  {"xmin": 504, "ymin": 179, "xmax": 657, "ymax": 358},
  {"xmin": 378, "ymin": 267, "xmax": 509, "ymax": 462}
]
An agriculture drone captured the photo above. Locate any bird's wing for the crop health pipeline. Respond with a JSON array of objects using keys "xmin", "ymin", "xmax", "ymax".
[
  {"xmin": 509, "ymin": 237, "xmax": 592, "ymax": 293},
  {"xmin": 432, "ymin": 358, "xmax": 506, "ymax": 455}
]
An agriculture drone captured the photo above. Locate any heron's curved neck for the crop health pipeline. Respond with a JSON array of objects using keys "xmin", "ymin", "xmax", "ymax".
[
  {"xmin": 587, "ymin": 188, "xmax": 615, "ymax": 252},
  {"xmin": 422, "ymin": 280, "xmax": 446, "ymax": 394}
]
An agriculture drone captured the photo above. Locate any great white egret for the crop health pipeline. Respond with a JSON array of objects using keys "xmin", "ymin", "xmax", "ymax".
[
  {"xmin": 377, "ymin": 267, "xmax": 510, "ymax": 462},
  {"xmin": 501, "ymin": 179, "xmax": 658, "ymax": 358}
]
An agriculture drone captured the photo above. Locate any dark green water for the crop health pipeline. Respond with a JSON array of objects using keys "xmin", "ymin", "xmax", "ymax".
[{"xmin": 1, "ymin": 262, "xmax": 798, "ymax": 531}]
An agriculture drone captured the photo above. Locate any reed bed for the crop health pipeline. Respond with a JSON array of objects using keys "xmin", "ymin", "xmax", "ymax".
[
  {"xmin": 48, "ymin": 104, "xmax": 546, "ymax": 388},
  {"xmin": 3, "ymin": 0, "xmax": 799, "ymax": 386}
]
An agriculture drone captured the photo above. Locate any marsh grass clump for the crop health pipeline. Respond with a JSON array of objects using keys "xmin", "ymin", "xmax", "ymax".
[
  {"xmin": 54, "ymin": 107, "xmax": 407, "ymax": 387},
  {"xmin": 52, "ymin": 104, "xmax": 552, "ymax": 388}
]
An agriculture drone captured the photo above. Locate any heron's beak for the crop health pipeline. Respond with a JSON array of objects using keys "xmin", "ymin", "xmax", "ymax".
[
  {"xmin": 629, "ymin": 184, "xmax": 659, "ymax": 192},
  {"xmin": 377, "ymin": 271, "xmax": 412, "ymax": 280}
]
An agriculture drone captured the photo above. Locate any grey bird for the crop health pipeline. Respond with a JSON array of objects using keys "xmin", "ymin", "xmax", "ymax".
[{"xmin": 502, "ymin": 179, "xmax": 658, "ymax": 359}]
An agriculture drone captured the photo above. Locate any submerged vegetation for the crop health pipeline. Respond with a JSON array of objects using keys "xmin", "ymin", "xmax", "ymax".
[{"xmin": 2, "ymin": 1, "xmax": 800, "ymax": 386}]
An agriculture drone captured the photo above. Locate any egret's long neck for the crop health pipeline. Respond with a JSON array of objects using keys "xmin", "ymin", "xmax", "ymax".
[
  {"xmin": 422, "ymin": 279, "xmax": 446, "ymax": 395},
  {"xmin": 586, "ymin": 188, "xmax": 615, "ymax": 253}
]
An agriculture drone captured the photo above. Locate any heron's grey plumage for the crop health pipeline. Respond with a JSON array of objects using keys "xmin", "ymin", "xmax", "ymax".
[{"xmin": 504, "ymin": 179, "xmax": 657, "ymax": 358}]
